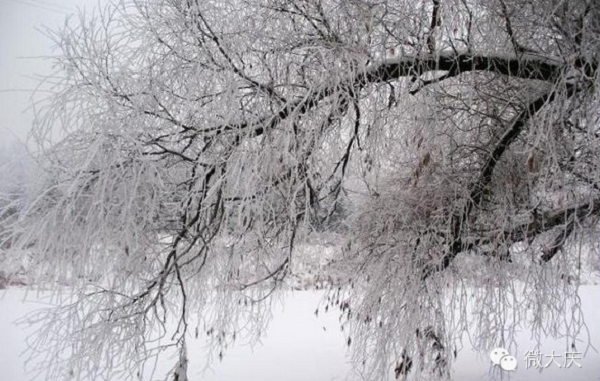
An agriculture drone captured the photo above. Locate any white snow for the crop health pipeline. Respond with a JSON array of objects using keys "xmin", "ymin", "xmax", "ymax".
[{"xmin": 1, "ymin": 287, "xmax": 598, "ymax": 381}]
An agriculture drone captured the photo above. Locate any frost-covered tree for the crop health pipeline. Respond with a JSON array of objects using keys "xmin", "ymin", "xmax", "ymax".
[
  {"xmin": 0, "ymin": 142, "xmax": 31, "ymax": 260},
  {"xmin": 4, "ymin": 0, "xmax": 599, "ymax": 379}
]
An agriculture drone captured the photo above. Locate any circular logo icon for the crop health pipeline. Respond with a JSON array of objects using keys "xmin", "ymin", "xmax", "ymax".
[
  {"xmin": 490, "ymin": 348, "xmax": 509, "ymax": 366},
  {"xmin": 500, "ymin": 355, "xmax": 518, "ymax": 371}
]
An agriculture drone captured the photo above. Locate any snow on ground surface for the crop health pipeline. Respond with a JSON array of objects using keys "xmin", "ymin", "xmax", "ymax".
[{"xmin": 1, "ymin": 287, "xmax": 599, "ymax": 381}]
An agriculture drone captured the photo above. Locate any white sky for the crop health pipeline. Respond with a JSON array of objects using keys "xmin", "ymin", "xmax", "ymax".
[{"xmin": 0, "ymin": 0, "xmax": 103, "ymax": 149}]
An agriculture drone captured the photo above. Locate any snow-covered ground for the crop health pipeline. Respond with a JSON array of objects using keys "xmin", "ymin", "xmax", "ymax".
[{"xmin": 1, "ymin": 287, "xmax": 598, "ymax": 381}]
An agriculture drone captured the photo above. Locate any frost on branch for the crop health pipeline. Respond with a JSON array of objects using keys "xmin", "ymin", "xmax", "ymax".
[{"xmin": 3, "ymin": 0, "xmax": 599, "ymax": 380}]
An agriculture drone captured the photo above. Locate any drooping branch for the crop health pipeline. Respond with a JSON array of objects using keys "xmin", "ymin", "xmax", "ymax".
[
  {"xmin": 427, "ymin": 0, "xmax": 442, "ymax": 53},
  {"xmin": 498, "ymin": 0, "xmax": 521, "ymax": 55}
]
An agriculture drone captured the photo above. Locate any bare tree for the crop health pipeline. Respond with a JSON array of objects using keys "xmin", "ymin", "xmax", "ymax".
[{"xmin": 4, "ymin": 0, "xmax": 599, "ymax": 379}]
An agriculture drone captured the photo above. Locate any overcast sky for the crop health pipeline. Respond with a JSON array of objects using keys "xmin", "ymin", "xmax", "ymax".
[{"xmin": 0, "ymin": 0, "xmax": 104, "ymax": 150}]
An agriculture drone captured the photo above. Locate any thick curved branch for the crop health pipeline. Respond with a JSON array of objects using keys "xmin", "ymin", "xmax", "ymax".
[
  {"xmin": 207, "ymin": 52, "xmax": 577, "ymax": 140},
  {"xmin": 365, "ymin": 53, "xmax": 567, "ymax": 83},
  {"xmin": 507, "ymin": 198, "xmax": 600, "ymax": 247},
  {"xmin": 452, "ymin": 197, "xmax": 600, "ymax": 263},
  {"xmin": 423, "ymin": 85, "xmax": 580, "ymax": 278}
]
